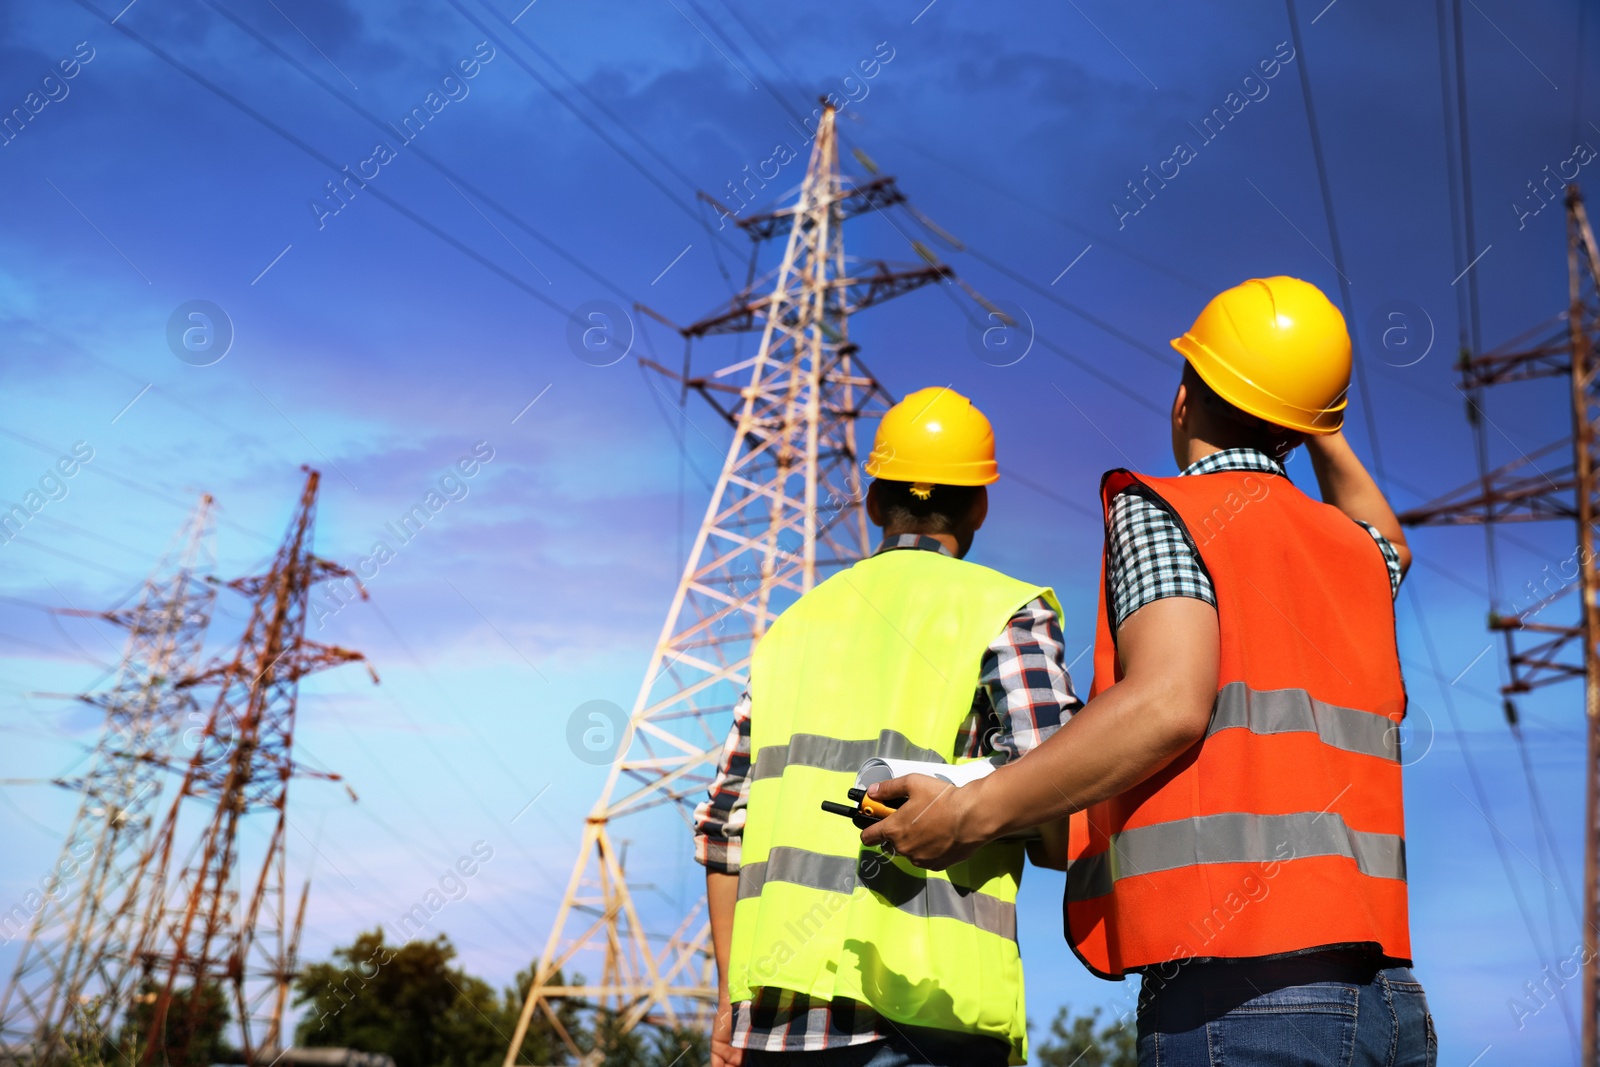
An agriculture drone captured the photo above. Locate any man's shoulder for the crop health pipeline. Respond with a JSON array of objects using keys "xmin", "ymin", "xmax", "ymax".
[{"xmin": 793, "ymin": 551, "xmax": 1052, "ymax": 613}]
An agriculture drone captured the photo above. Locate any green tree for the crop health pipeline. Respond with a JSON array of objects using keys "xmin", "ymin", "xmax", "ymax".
[
  {"xmin": 1032, "ymin": 1005, "xmax": 1137, "ymax": 1067},
  {"xmin": 293, "ymin": 928, "xmax": 585, "ymax": 1067},
  {"xmin": 497, "ymin": 961, "xmax": 584, "ymax": 1066},
  {"xmin": 121, "ymin": 980, "xmax": 234, "ymax": 1067}
]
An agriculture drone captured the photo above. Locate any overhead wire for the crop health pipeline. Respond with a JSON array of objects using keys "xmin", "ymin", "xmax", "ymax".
[
  {"xmin": 1287, "ymin": 2, "xmax": 1582, "ymax": 1048},
  {"xmin": 1573, "ymin": 0, "xmax": 1590, "ymax": 151},
  {"xmin": 315, "ymin": 670, "xmax": 554, "ymax": 947},
  {"xmin": 26, "ymin": 512, "xmax": 173, "ymax": 562},
  {"xmin": 0, "ymin": 425, "xmax": 274, "ymax": 546},
  {"xmin": 1434, "ymin": 0, "xmax": 1581, "ymax": 987},
  {"xmin": 676, "ymin": 0, "xmax": 811, "ymax": 128},
  {"xmin": 194, "ymin": 0, "xmax": 639, "ymax": 306},
  {"xmin": 895, "ymin": 197, "xmax": 1179, "ymax": 371},
  {"xmin": 866, "ymin": 127, "xmax": 1214, "ymax": 295},
  {"xmin": 67, "ymin": 0, "xmax": 568, "ymax": 317},
  {"xmin": 1283, "ymin": 0, "xmax": 1385, "ymax": 476},
  {"xmin": 460, "ymin": 0, "xmax": 744, "ymax": 294},
  {"xmin": 1410, "ymin": 588, "xmax": 1583, "ymax": 1056},
  {"xmin": 442, "ymin": 0, "xmax": 747, "ymax": 276},
  {"xmin": 4, "ymin": 535, "xmax": 131, "ymax": 581},
  {"xmin": 877, "ymin": 192, "xmax": 1168, "ymax": 415},
  {"xmin": 329, "ymin": 597, "xmax": 575, "ymax": 904},
  {"xmin": 360, "ymin": 592, "xmax": 575, "ymax": 853},
  {"xmin": 710, "ymin": 0, "xmax": 811, "ymax": 101}
]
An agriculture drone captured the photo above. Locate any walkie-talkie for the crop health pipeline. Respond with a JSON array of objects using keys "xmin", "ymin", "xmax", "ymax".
[{"xmin": 820, "ymin": 787, "xmax": 904, "ymax": 830}]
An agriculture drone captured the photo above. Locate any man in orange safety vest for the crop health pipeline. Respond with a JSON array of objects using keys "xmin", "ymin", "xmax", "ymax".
[{"xmin": 863, "ymin": 277, "xmax": 1436, "ymax": 1066}]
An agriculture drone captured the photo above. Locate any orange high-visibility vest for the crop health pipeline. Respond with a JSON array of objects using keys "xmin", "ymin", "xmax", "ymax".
[{"xmin": 1065, "ymin": 467, "xmax": 1411, "ymax": 980}]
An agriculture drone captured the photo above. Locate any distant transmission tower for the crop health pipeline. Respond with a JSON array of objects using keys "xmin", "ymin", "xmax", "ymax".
[
  {"xmin": 125, "ymin": 468, "xmax": 375, "ymax": 1065},
  {"xmin": 0, "ymin": 497, "xmax": 217, "ymax": 1061},
  {"xmin": 1399, "ymin": 186, "xmax": 1600, "ymax": 1061},
  {"xmin": 504, "ymin": 103, "xmax": 954, "ymax": 1065}
]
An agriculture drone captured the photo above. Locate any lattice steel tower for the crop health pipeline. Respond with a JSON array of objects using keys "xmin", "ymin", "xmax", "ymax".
[
  {"xmin": 504, "ymin": 104, "xmax": 953, "ymax": 1064},
  {"xmin": 125, "ymin": 468, "xmax": 374, "ymax": 1064},
  {"xmin": 0, "ymin": 496, "xmax": 217, "ymax": 1061},
  {"xmin": 1399, "ymin": 186, "xmax": 1600, "ymax": 1061}
]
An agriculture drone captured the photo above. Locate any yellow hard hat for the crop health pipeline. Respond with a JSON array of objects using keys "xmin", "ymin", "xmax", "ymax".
[
  {"xmin": 864, "ymin": 386, "xmax": 999, "ymax": 487},
  {"xmin": 1170, "ymin": 276, "xmax": 1351, "ymax": 435}
]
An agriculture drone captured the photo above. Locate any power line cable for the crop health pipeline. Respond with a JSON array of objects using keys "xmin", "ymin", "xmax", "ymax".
[
  {"xmin": 1410, "ymin": 590, "xmax": 1584, "ymax": 1055},
  {"xmin": 1573, "ymin": 0, "xmax": 1590, "ymax": 151},
  {"xmin": 1283, "ymin": 0, "xmax": 1385, "ymax": 477},
  {"xmin": 466, "ymin": 0, "xmax": 715, "ymax": 200},
  {"xmin": 1290, "ymin": 3, "xmax": 1581, "ymax": 1044},
  {"xmin": 460, "ymin": 0, "xmax": 753, "ymax": 294},
  {"xmin": 3, "ymin": 535, "xmax": 130, "ymax": 581},
  {"xmin": 831, "ymin": 153, "xmax": 1168, "ymax": 416},
  {"xmin": 894, "ymin": 199, "xmax": 1179, "ymax": 370},
  {"xmin": 27, "ymin": 512, "xmax": 165, "ymax": 561},
  {"xmin": 0, "ymin": 425, "xmax": 273, "ymax": 546},
  {"xmin": 442, "ymin": 0, "xmax": 745, "ymax": 273},
  {"xmin": 68, "ymin": 0, "xmax": 566, "ymax": 317},
  {"xmin": 194, "ymin": 0, "xmax": 639, "ymax": 306},
  {"xmin": 1432, "ymin": 2, "xmax": 1580, "ymax": 991},
  {"xmin": 710, "ymin": 0, "xmax": 809, "ymax": 100},
  {"xmin": 677, "ymin": 0, "xmax": 810, "ymax": 128},
  {"xmin": 866, "ymin": 127, "xmax": 1214, "ymax": 295},
  {"xmin": 1451, "ymin": 0, "xmax": 1486, "ymax": 357}
]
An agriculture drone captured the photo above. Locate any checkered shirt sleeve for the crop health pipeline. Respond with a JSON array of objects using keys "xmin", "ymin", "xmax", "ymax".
[
  {"xmin": 1106, "ymin": 486, "xmax": 1216, "ymax": 629},
  {"xmin": 692, "ymin": 693, "xmax": 750, "ymax": 875},
  {"xmin": 1355, "ymin": 520, "xmax": 1404, "ymax": 598},
  {"xmin": 958, "ymin": 597, "xmax": 1082, "ymax": 759}
]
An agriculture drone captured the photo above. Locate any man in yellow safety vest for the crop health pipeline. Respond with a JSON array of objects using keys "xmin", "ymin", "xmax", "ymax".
[{"xmin": 693, "ymin": 386, "xmax": 1081, "ymax": 1067}]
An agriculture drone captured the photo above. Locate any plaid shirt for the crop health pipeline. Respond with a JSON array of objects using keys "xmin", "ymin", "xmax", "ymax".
[
  {"xmin": 1106, "ymin": 448, "xmax": 1404, "ymax": 628},
  {"xmin": 693, "ymin": 533, "xmax": 1080, "ymax": 1053}
]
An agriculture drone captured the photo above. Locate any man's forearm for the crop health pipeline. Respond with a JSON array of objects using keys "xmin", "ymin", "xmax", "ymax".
[
  {"xmin": 1304, "ymin": 432, "xmax": 1410, "ymax": 572},
  {"xmin": 862, "ymin": 597, "xmax": 1220, "ymax": 868},
  {"xmin": 707, "ymin": 870, "xmax": 739, "ymax": 988},
  {"xmin": 965, "ymin": 674, "xmax": 1204, "ymax": 841}
]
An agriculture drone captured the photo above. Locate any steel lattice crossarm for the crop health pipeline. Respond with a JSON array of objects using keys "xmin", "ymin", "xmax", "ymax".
[
  {"xmin": 706, "ymin": 173, "xmax": 909, "ymax": 242},
  {"xmin": 1490, "ymin": 616, "xmax": 1586, "ymax": 693},
  {"xmin": 677, "ymin": 261, "xmax": 952, "ymax": 338},
  {"xmin": 1397, "ymin": 440, "xmax": 1577, "ymax": 525},
  {"xmin": 0, "ymin": 497, "xmax": 218, "ymax": 1062},
  {"xmin": 1458, "ymin": 316, "xmax": 1573, "ymax": 388}
]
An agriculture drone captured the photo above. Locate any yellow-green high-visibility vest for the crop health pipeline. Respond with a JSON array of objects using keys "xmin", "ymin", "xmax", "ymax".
[{"xmin": 727, "ymin": 546, "xmax": 1060, "ymax": 1065}]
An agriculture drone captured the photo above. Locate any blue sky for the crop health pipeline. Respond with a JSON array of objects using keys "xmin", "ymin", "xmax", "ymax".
[{"xmin": 0, "ymin": 0, "xmax": 1595, "ymax": 1061}]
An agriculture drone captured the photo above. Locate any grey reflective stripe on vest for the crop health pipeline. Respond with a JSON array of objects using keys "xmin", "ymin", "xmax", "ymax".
[
  {"xmin": 750, "ymin": 731, "xmax": 949, "ymax": 782},
  {"xmin": 740, "ymin": 845, "xmax": 1016, "ymax": 941},
  {"xmin": 1066, "ymin": 811, "xmax": 1406, "ymax": 903},
  {"xmin": 1209, "ymin": 682, "xmax": 1398, "ymax": 762}
]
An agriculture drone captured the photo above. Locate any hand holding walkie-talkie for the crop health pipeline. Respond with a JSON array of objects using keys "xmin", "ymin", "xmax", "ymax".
[{"xmin": 820, "ymin": 786, "xmax": 904, "ymax": 829}]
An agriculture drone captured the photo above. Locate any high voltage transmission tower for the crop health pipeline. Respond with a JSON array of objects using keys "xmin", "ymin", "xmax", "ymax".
[
  {"xmin": 1399, "ymin": 186, "xmax": 1600, "ymax": 1061},
  {"xmin": 0, "ymin": 496, "xmax": 218, "ymax": 1061},
  {"xmin": 504, "ymin": 103, "xmax": 953, "ymax": 1065},
  {"xmin": 123, "ymin": 468, "xmax": 375, "ymax": 1065}
]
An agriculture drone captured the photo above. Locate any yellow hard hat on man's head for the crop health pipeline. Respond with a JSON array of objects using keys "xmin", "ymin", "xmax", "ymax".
[
  {"xmin": 865, "ymin": 386, "xmax": 999, "ymax": 488},
  {"xmin": 1171, "ymin": 276, "xmax": 1351, "ymax": 435}
]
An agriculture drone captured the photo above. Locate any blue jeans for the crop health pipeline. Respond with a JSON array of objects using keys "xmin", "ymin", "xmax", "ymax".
[
  {"xmin": 741, "ymin": 1026, "xmax": 1009, "ymax": 1066},
  {"xmin": 1136, "ymin": 953, "xmax": 1437, "ymax": 1067}
]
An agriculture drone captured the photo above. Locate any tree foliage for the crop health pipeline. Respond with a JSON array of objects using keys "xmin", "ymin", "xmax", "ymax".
[
  {"xmin": 121, "ymin": 979, "xmax": 235, "ymax": 1067},
  {"xmin": 1032, "ymin": 1004, "xmax": 1137, "ymax": 1067},
  {"xmin": 293, "ymin": 929, "xmax": 695, "ymax": 1067}
]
